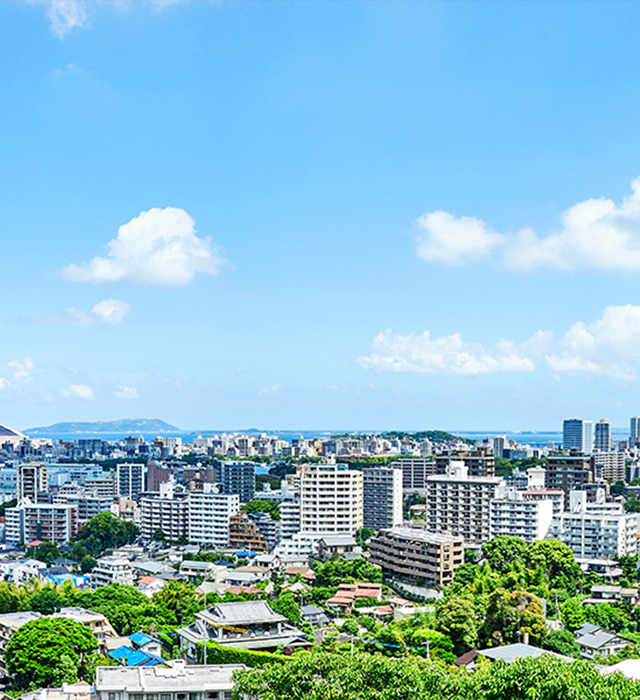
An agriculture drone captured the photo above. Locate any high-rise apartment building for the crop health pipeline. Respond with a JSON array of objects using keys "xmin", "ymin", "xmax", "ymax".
[
  {"xmin": 16, "ymin": 463, "xmax": 48, "ymax": 501},
  {"xmin": 545, "ymin": 453, "xmax": 595, "ymax": 508},
  {"xmin": 139, "ymin": 480, "xmax": 189, "ymax": 542},
  {"xmin": 424, "ymin": 462, "xmax": 503, "ymax": 544},
  {"xmin": 435, "ymin": 448, "xmax": 495, "ymax": 477},
  {"xmin": 187, "ymin": 484, "xmax": 239, "ymax": 547},
  {"xmin": 493, "ymin": 435, "xmax": 506, "ymax": 459},
  {"xmin": 299, "ymin": 462, "xmax": 363, "ymax": 535},
  {"xmin": 594, "ymin": 419, "xmax": 612, "ymax": 453},
  {"xmin": 6, "ymin": 501, "xmax": 78, "ymax": 545},
  {"xmin": 489, "ymin": 487, "xmax": 554, "ymax": 543},
  {"xmin": 563, "ymin": 419, "xmax": 593, "ymax": 454},
  {"xmin": 392, "ymin": 457, "xmax": 437, "ymax": 492},
  {"xmin": 592, "ymin": 452, "xmax": 626, "ymax": 483},
  {"xmin": 362, "ymin": 466, "xmax": 403, "ymax": 531},
  {"xmin": 115, "ymin": 463, "xmax": 145, "ymax": 498},
  {"xmin": 631, "ymin": 417, "xmax": 640, "ymax": 447},
  {"xmin": 219, "ymin": 462, "xmax": 255, "ymax": 504}
]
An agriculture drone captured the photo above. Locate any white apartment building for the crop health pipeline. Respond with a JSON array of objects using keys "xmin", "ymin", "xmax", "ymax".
[
  {"xmin": 272, "ymin": 530, "xmax": 345, "ymax": 558},
  {"xmin": 363, "ymin": 466, "xmax": 402, "ymax": 530},
  {"xmin": 424, "ymin": 462, "xmax": 503, "ymax": 545},
  {"xmin": 187, "ymin": 484, "xmax": 240, "ymax": 547},
  {"xmin": 16, "ymin": 463, "xmax": 48, "ymax": 501},
  {"xmin": 115, "ymin": 463, "xmax": 145, "ymax": 498},
  {"xmin": 279, "ymin": 497, "xmax": 301, "ymax": 538},
  {"xmin": 490, "ymin": 486, "xmax": 554, "ymax": 543},
  {"xmin": 90, "ymin": 556, "xmax": 135, "ymax": 588},
  {"xmin": 592, "ymin": 451, "xmax": 626, "ymax": 483},
  {"xmin": 299, "ymin": 462, "xmax": 363, "ymax": 535},
  {"xmin": 547, "ymin": 491, "xmax": 639, "ymax": 559},
  {"xmin": 5, "ymin": 501, "xmax": 78, "ymax": 545},
  {"xmin": 139, "ymin": 480, "xmax": 189, "ymax": 542}
]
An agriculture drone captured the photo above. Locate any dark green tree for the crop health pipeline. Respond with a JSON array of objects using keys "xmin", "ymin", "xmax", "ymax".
[
  {"xmin": 6, "ymin": 617, "xmax": 99, "ymax": 692},
  {"xmin": 482, "ymin": 536, "xmax": 527, "ymax": 573},
  {"xmin": 541, "ymin": 629, "xmax": 581, "ymax": 658}
]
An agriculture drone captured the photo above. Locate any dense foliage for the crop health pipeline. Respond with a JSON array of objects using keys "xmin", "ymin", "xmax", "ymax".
[
  {"xmin": 71, "ymin": 512, "xmax": 139, "ymax": 559},
  {"xmin": 232, "ymin": 650, "xmax": 640, "ymax": 700},
  {"xmin": 6, "ymin": 617, "xmax": 99, "ymax": 692}
]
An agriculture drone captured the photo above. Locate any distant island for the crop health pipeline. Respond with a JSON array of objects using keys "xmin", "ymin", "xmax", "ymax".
[{"xmin": 25, "ymin": 418, "xmax": 181, "ymax": 435}]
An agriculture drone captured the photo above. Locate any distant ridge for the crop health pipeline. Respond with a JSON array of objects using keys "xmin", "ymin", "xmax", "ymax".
[{"xmin": 24, "ymin": 418, "xmax": 181, "ymax": 435}]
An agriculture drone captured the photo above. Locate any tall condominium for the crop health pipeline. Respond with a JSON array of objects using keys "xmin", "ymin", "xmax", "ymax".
[
  {"xmin": 493, "ymin": 435, "xmax": 506, "ymax": 459},
  {"xmin": 299, "ymin": 462, "xmax": 363, "ymax": 535},
  {"xmin": 362, "ymin": 466, "xmax": 403, "ymax": 531},
  {"xmin": 115, "ymin": 463, "xmax": 145, "ymax": 498},
  {"xmin": 562, "ymin": 419, "xmax": 593, "ymax": 454},
  {"xmin": 16, "ymin": 463, "xmax": 48, "ymax": 501},
  {"xmin": 631, "ymin": 417, "xmax": 640, "ymax": 447},
  {"xmin": 139, "ymin": 480, "xmax": 189, "ymax": 542},
  {"xmin": 594, "ymin": 419, "xmax": 612, "ymax": 453},
  {"xmin": 392, "ymin": 457, "xmax": 437, "ymax": 492},
  {"xmin": 545, "ymin": 453, "xmax": 595, "ymax": 508},
  {"xmin": 219, "ymin": 461, "xmax": 255, "ymax": 504},
  {"xmin": 424, "ymin": 462, "xmax": 503, "ymax": 544},
  {"xmin": 435, "ymin": 448, "xmax": 495, "ymax": 477},
  {"xmin": 187, "ymin": 484, "xmax": 240, "ymax": 547}
]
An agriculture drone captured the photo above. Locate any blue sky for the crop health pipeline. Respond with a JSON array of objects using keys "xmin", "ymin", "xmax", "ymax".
[{"xmin": 3, "ymin": 0, "xmax": 640, "ymax": 432}]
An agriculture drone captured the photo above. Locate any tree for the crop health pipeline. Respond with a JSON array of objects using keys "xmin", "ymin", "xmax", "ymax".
[
  {"xmin": 523, "ymin": 540, "xmax": 581, "ymax": 592},
  {"xmin": 0, "ymin": 582, "xmax": 22, "ymax": 614},
  {"xmin": 611, "ymin": 481, "xmax": 626, "ymax": 496},
  {"xmin": 481, "ymin": 589, "xmax": 546, "ymax": 647},
  {"xmin": 153, "ymin": 528, "xmax": 166, "ymax": 541},
  {"xmin": 241, "ymin": 499, "xmax": 280, "ymax": 520},
  {"xmin": 28, "ymin": 587, "xmax": 64, "ymax": 615},
  {"xmin": 6, "ymin": 617, "xmax": 99, "ymax": 692},
  {"xmin": 482, "ymin": 536, "xmax": 527, "ymax": 573},
  {"xmin": 72, "ymin": 512, "xmax": 139, "ymax": 558},
  {"xmin": 80, "ymin": 555, "xmax": 97, "ymax": 574},
  {"xmin": 29, "ymin": 541, "xmax": 61, "ymax": 564},
  {"xmin": 560, "ymin": 596, "xmax": 586, "ymax": 631},
  {"xmin": 541, "ymin": 629, "xmax": 581, "ymax": 658},
  {"xmin": 436, "ymin": 597, "xmax": 478, "ymax": 654},
  {"xmin": 271, "ymin": 591, "xmax": 301, "ymax": 624}
]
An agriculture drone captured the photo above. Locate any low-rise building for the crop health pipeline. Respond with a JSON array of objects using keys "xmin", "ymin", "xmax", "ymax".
[
  {"xmin": 95, "ymin": 659, "xmax": 245, "ymax": 700},
  {"xmin": 575, "ymin": 621, "xmax": 630, "ymax": 659},
  {"xmin": 90, "ymin": 557, "xmax": 135, "ymax": 588},
  {"xmin": 369, "ymin": 527, "xmax": 463, "ymax": 587}
]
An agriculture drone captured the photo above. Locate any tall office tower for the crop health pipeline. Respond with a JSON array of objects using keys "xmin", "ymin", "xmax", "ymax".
[
  {"xmin": 299, "ymin": 462, "xmax": 363, "ymax": 534},
  {"xmin": 116, "ymin": 462, "xmax": 145, "ymax": 498},
  {"xmin": 594, "ymin": 419, "xmax": 612, "ymax": 453},
  {"xmin": 16, "ymin": 463, "xmax": 48, "ymax": 501},
  {"xmin": 631, "ymin": 417, "xmax": 640, "ymax": 447},
  {"xmin": 219, "ymin": 461, "xmax": 255, "ymax": 504},
  {"xmin": 493, "ymin": 435, "xmax": 506, "ymax": 459},
  {"xmin": 362, "ymin": 466, "xmax": 403, "ymax": 531},
  {"xmin": 562, "ymin": 419, "xmax": 593, "ymax": 454}
]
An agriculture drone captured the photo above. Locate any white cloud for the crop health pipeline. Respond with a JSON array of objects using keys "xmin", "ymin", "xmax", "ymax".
[
  {"xmin": 63, "ymin": 207, "xmax": 227, "ymax": 286},
  {"xmin": 0, "ymin": 378, "xmax": 10, "ymax": 391},
  {"xmin": 45, "ymin": 0, "xmax": 88, "ymax": 38},
  {"xmin": 61, "ymin": 384, "xmax": 94, "ymax": 400},
  {"xmin": 415, "ymin": 177, "xmax": 640, "ymax": 271},
  {"xmin": 9, "ymin": 358, "xmax": 34, "ymax": 383},
  {"xmin": 359, "ymin": 304, "xmax": 640, "ymax": 380},
  {"xmin": 358, "ymin": 330, "xmax": 534, "ymax": 376},
  {"xmin": 415, "ymin": 211, "xmax": 505, "ymax": 265},
  {"xmin": 114, "ymin": 386, "xmax": 139, "ymax": 399},
  {"xmin": 260, "ymin": 383, "xmax": 283, "ymax": 396},
  {"xmin": 92, "ymin": 299, "xmax": 131, "ymax": 325}
]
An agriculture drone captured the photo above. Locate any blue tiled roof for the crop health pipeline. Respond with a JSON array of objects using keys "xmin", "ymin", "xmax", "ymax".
[
  {"xmin": 130, "ymin": 631, "xmax": 160, "ymax": 648},
  {"xmin": 108, "ymin": 646, "xmax": 164, "ymax": 667}
]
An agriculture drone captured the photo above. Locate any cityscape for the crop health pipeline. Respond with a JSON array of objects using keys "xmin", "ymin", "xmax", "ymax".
[{"xmin": 3, "ymin": 0, "xmax": 640, "ymax": 698}]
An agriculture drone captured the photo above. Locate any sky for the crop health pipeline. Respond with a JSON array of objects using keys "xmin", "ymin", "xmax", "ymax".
[{"xmin": 3, "ymin": 1, "xmax": 640, "ymax": 433}]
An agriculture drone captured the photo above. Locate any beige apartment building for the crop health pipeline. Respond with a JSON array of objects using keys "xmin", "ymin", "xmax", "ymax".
[
  {"xmin": 369, "ymin": 527, "xmax": 464, "ymax": 587},
  {"xmin": 425, "ymin": 462, "xmax": 503, "ymax": 544},
  {"xmin": 300, "ymin": 462, "xmax": 363, "ymax": 534}
]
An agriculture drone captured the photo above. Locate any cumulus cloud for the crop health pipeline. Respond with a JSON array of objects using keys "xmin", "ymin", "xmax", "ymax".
[
  {"xmin": 114, "ymin": 386, "xmax": 139, "ymax": 399},
  {"xmin": 0, "ymin": 378, "xmax": 10, "ymax": 391},
  {"xmin": 92, "ymin": 299, "xmax": 130, "ymax": 325},
  {"xmin": 63, "ymin": 207, "xmax": 227, "ymax": 286},
  {"xmin": 9, "ymin": 358, "xmax": 34, "ymax": 383},
  {"xmin": 61, "ymin": 384, "xmax": 94, "ymax": 400},
  {"xmin": 43, "ymin": 0, "xmax": 88, "ymax": 38},
  {"xmin": 357, "ymin": 331, "xmax": 534, "ymax": 376},
  {"xmin": 415, "ymin": 211, "xmax": 505, "ymax": 265},
  {"xmin": 415, "ymin": 177, "xmax": 640, "ymax": 271},
  {"xmin": 359, "ymin": 305, "xmax": 640, "ymax": 380}
]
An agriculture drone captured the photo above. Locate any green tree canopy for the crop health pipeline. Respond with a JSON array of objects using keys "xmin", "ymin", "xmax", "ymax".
[
  {"xmin": 72, "ymin": 512, "xmax": 139, "ymax": 558},
  {"xmin": 436, "ymin": 597, "xmax": 478, "ymax": 654},
  {"xmin": 6, "ymin": 617, "xmax": 99, "ymax": 692},
  {"xmin": 482, "ymin": 536, "xmax": 527, "ymax": 573}
]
